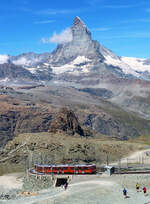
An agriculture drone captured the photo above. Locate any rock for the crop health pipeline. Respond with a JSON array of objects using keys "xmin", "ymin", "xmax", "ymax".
[
  {"xmin": 49, "ymin": 107, "xmax": 84, "ymax": 136},
  {"xmin": 0, "ymin": 63, "xmax": 37, "ymax": 81},
  {"xmin": 78, "ymin": 88, "xmax": 113, "ymax": 99},
  {"xmin": 0, "ymin": 95, "xmax": 55, "ymax": 147}
]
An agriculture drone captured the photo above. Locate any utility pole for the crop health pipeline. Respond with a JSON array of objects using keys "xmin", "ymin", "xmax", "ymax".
[
  {"xmin": 118, "ymin": 154, "xmax": 121, "ymax": 174},
  {"xmin": 142, "ymin": 156, "xmax": 144, "ymax": 167},
  {"xmin": 106, "ymin": 153, "xmax": 109, "ymax": 166}
]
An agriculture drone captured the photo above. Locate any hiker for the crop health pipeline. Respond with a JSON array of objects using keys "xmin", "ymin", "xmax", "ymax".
[
  {"xmin": 123, "ymin": 188, "xmax": 127, "ymax": 198},
  {"xmin": 64, "ymin": 181, "xmax": 68, "ymax": 190},
  {"xmin": 143, "ymin": 187, "xmax": 147, "ymax": 196},
  {"xmin": 136, "ymin": 183, "xmax": 140, "ymax": 192}
]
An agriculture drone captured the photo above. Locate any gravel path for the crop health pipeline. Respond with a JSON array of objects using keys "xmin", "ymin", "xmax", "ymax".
[
  {"xmin": 1, "ymin": 174, "xmax": 150, "ymax": 204},
  {"xmin": 0, "ymin": 174, "xmax": 23, "ymax": 190},
  {"xmin": 34, "ymin": 174, "xmax": 150, "ymax": 204}
]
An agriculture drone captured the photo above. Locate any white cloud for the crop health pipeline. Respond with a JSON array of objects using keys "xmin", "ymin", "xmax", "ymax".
[
  {"xmin": 36, "ymin": 9, "xmax": 82, "ymax": 15},
  {"xmin": 100, "ymin": 32, "xmax": 150, "ymax": 39},
  {"xmin": 121, "ymin": 18, "xmax": 150, "ymax": 23},
  {"xmin": 41, "ymin": 37, "xmax": 47, "ymax": 43},
  {"xmin": 42, "ymin": 28, "xmax": 73, "ymax": 44},
  {"xmin": 88, "ymin": 0, "xmax": 106, "ymax": 7},
  {"xmin": 0, "ymin": 55, "xmax": 9, "ymax": 64},
  {"xmin": 12, "ymin": 57, "xmax": 42, "ymax": 66},
  {"xmin": 12, "ymin": 57, "xmax": 30, "ymax": 66},
  {"xmin": 34, "ymin": 20, "xmax": 55, "ymax": 24}
]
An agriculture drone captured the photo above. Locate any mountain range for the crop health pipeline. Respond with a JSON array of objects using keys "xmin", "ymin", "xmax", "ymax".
[
  {"xmin": 0, "ymin": 16, "xmax": 150, "ymax": 85},
  {"xmin": 1, "ymin": 16, "xmax": 150, "ymax": 171},
  {"xmin": 0, "ymin": 16, "xmax": 150, "ymax": 146}
]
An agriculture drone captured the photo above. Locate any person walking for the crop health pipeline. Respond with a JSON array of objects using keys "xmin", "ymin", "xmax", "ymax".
[
  {"xmin": 143, "ymin": 187, "xmax": 147, "ymax": 196},
  {"xmin": 64, "ymin": 181, "xmax": 68, "ymax": 190},
  {"xmin": 123, "ymin": 188, "xmax": 127, "ymax": 198},
  {"xmin": 136, "ymin": 183, "xmax": 140, "ymax": 192}
]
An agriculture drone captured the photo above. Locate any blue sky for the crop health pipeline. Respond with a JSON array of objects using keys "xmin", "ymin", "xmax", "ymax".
[{"xmin": 0, "ymin": 0, "xmax": 150, "ymax": 58}]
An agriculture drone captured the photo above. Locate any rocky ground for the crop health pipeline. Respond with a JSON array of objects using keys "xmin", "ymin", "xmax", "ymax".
[
  {"xmin": 1, "ymin": 173, "xmax": 150, "ymax": 204},
  {"xmin": 0, "ymin": 85, "xmax": 150, "ymax": 203},
  {"xmin": 1, "ymin": 85, "xmax": 150, "ymax": 149}
]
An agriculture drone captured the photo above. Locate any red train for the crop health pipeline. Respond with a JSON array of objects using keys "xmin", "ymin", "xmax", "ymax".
[{"xmin": 34, "ymin": 164, "xmax": 96, "ymax": 174}]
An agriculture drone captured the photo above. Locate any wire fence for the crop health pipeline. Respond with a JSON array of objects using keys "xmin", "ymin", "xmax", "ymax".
[{"xmin": 26, "ymin": 151, "xmax": 150, "ymax": 175}]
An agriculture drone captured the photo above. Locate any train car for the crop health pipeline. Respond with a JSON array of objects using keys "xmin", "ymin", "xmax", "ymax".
[{"xmin": 34, "ymin": 164, "xmax": 96, "ymax": 174}]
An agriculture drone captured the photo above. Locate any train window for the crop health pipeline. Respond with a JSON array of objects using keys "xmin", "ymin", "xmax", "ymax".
[
  {"xmin": 53, "ymin": 167, "xmax": 58, "ymax": 170},
  {"xmin": 70, "ymin": 167, "xmax": 74, "ymax": 170},
  {"xmin": 78, "ymin": 167, "xmax": 83, "ymax": 170},
  {"xmin": 63, "ymin": 167, "xmax": 67, "ymax": 170}
]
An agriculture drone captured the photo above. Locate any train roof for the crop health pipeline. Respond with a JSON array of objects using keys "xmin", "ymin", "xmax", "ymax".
[{"xmin": 34, "ymin": 164, "xmax": 96, "ymax": 168}]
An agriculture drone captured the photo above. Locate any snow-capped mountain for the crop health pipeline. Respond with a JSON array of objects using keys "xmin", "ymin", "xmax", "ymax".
[
  {"xmin": 43, "ymin": 16, "xmax": 150, "ymax": 81},
  {"xmin": 104, "ymin": 54, "xmax": 150, "ymax": 77},
  {"xmin": 0, "ymin": 63, "xmax": 38, "ymax": 85},
  {"xmin": 0, "ymin": 16, "xmax": 150, "ymax": 85},
  {"xmin": 121, "ymin": 57, "xmax": 150, "ymax": 77},
  {"xmin": 0, "ymin": 52, "xmax": 53, "ymax": 84},
  {"xmin": 49, "ymin": 16, "xmax": 104, "ymax": 67},
  {"xmin": 10, "ymin": 52, "xmax": 50, "ymax": 67}
]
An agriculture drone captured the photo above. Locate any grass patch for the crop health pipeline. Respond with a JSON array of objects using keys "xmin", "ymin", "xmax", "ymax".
[{"xmin": 129, "ymin": 134, "xmax": 150, "ymax": 145}]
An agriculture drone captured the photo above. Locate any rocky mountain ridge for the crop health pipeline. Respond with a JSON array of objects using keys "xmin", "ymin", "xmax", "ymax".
[
  {"xmin": 0, "ymin": 85, "xmax": 150, "ymax": 148},
  {"xmin": 0, "ymin": 17, "xmax": 150, "ymax": 171}
]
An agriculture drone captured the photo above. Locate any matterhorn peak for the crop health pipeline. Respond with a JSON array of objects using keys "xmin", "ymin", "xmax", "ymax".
[
  {"xmin": 73, "ymin": 16, "xmax": 86, "ymax": 27},
  {"xmin": 49, "ymin": 16, "xmax": 104, "ymax": 66},
  {"xmin": 72, "ymin": 16, "xmax": 91, "ymax": 41}
]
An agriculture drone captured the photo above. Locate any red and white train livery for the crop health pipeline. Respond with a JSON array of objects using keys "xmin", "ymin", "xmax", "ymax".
[{"xmin": 34, "ymin": 164, "xmax": 96, "ymax": 174}]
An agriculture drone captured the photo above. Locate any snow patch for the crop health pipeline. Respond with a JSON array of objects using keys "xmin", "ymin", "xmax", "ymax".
[
  {"xmin": 43, "ymin": 63, "xmax": 50, "ymax": 66},
  {"xmin": 104, "ymin": 55, "xmax": 140, "ymax": 77},
  {"xmin": 0, "ymin": 77, "xmax": 9, "ymax": 82},
  {"xmin": 121, "ymin": 57, "xmax": 150, "ymax": 73},
  {"xmin": 51, "ymin": 56, "xmax": 92, "ymax": 74},
  {"xmin": 26, "ymin": 67, "xmax": 37, "ymax": 74}
]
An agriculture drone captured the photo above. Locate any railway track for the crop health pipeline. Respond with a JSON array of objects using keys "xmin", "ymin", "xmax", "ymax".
[
  {"xmin": 114, "ymin": 171, "xmax": 150, "ymax": 174},
  {"xmin": 29, "ymin": 169, "xmax": 150, "ymax": 176}
]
